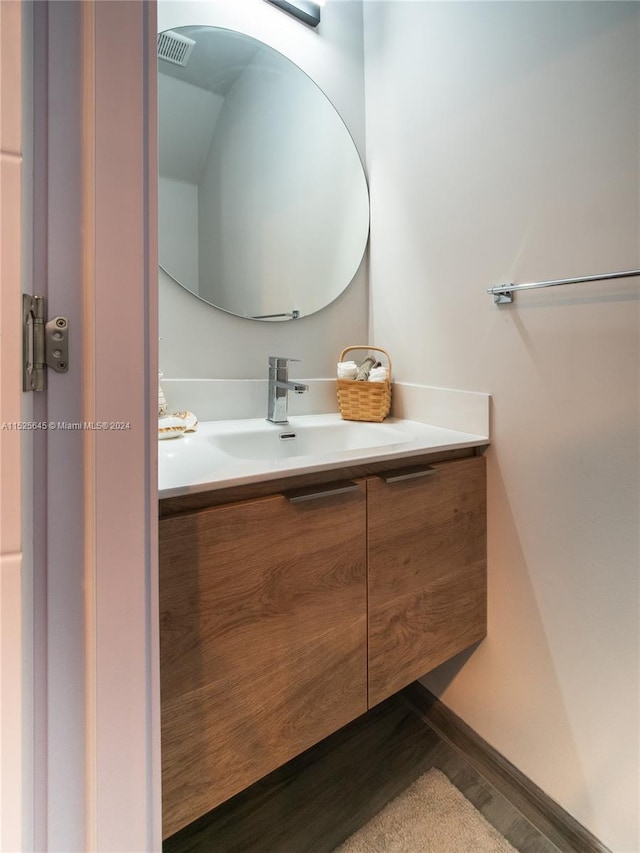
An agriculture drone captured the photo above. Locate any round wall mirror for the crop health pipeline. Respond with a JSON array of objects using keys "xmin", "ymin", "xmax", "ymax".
[{"xmin": 158, "ymin": 26, "xmax": 370, "ymax": 321}]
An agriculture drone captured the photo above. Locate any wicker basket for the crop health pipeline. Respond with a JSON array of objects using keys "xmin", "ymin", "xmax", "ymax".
[{"xmin": 336, "ymin": 345, "xmax": 392, "ymax": 422}]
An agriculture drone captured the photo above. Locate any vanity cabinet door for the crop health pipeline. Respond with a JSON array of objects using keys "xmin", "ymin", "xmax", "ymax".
[
  {"xmin": 159, "ymin": 481, "xmax": 367, "ymax": 838},
  {"xmin": 367, "ymin": 456, "xmax": 487, "ymax": 708}
]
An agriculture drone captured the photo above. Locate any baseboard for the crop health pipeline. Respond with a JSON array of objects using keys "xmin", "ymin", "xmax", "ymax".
[{"xmin": 401, "ymin": 682, "xmax": 611, "ymax": 853}]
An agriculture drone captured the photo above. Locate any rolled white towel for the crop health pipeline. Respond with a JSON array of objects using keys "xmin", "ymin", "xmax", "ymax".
[
  {"xmin": 368, "ymin": 366, "xmax": 388, "ymax": 382},
  {"xmin": 337, "ymin": 360, "xmax": 358, "ymax": 379}
]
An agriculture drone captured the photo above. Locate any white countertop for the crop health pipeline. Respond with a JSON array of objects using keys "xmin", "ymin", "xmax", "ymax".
[{"xmin": 158, "ymin": 413, "xmax": 488, "ymax": 498}]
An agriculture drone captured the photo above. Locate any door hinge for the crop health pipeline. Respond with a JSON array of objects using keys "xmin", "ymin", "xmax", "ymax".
[{"xmin": 22, "ymin": 294, "xmax": 69, "ymax": 392}]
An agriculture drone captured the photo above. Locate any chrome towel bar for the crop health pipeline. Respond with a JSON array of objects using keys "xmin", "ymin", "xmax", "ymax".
[{"xmin": 488, "ymin": 268, "xmax": 640, "ymax": 304}]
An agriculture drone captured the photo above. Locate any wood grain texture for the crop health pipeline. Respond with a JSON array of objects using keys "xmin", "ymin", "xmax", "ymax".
[
  {"xmin": 368, "ymin": 456, "xmax": 487, "ymax": 706},
  {"xmin": 160, "ymin": 483, "xmax": 368, "ymax": 838}
]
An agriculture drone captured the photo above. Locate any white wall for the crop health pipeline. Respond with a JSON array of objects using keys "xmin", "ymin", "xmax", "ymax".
[
  {"xmin": 159, "ymin": 176, "xmax": 199, "ymax": 293},
  {"xmin": 158, "ymin": 72, "xmax": 223, "ymax": 295},
  {"xmin": 363, "ymin": 3, "xmax": 639, "ymax": 850},
  {"xmin": 158, "ymin": 72, "xmax": 222, "ymax": 183},
  {"xmin": 197, "ymin": 46, "xmax": 368, "ymax": 317},
  {"xmin": 158, "ymin": 0, "xmax": 369, "ymax": 380}
]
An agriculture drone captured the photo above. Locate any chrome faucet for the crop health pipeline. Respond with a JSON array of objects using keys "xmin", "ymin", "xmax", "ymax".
[{"xmin": 267, "ymin": 356, "xmax": 309, "ymax": 424}]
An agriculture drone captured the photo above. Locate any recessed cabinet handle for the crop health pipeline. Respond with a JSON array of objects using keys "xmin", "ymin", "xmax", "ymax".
[
  {"xmin": 285, "ymin": 481, "xmax": 361, "ymax": 504},
  {"xmin": 381, "ymin": 466, "xmax": 437, "ymax": 484}
]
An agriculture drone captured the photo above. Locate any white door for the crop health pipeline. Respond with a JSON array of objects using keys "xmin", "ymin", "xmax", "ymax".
[{"xmin": 1, "ymin": 2, "xmax": 161, "ymax": 850}]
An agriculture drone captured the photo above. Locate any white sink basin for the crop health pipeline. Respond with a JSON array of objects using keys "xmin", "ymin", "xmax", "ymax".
[
  {"xmin": 158, "ymin": 413, "xmax": 488, "ymax": 497},
  {"xmin": 209, "ymin": 419, "xmax": 408, "ymax": 460}
]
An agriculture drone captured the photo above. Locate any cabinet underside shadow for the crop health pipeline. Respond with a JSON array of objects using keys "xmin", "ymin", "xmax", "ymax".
[{"xmin": 163, "ymin": 690, "xmax": 560, "ymax": 853}]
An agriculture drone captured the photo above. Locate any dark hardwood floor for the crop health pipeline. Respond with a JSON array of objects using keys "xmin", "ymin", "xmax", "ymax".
[
  {"xmin": 164, "ymin": 691, "xmax": 561, "ymax": 853},
  {"xmin": 164, "ymin": 696, "xmax": 438, "ymax": 852}
]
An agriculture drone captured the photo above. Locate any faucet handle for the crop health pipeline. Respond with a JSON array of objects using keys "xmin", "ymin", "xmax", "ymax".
[{"xmin": 268, "ymin": 356, "xmax": 300, "ymax": 367}]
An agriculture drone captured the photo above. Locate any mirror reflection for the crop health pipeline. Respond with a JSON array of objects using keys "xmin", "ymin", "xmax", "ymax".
[{"xmin": 158, "ymin": 26, "xmax": 370, "ymax": 321}]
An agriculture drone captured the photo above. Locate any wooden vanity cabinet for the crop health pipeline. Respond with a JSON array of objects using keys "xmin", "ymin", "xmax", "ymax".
[
  {"xmin": 159, "ymin": 481, "xmax": 368, "ymax": 839},
  {"xmin": 159, "ymin": 450, "xmax": 487, "ymax": 838},
  {"xmin": 367, "ymin": 455, "xmax": 487, "ymax": 706}
]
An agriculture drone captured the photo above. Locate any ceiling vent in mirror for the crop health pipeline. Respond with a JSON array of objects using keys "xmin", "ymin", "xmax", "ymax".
[{"xmin": 158, "ymin": 30, "xmax": 196, "ymax": 67}]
